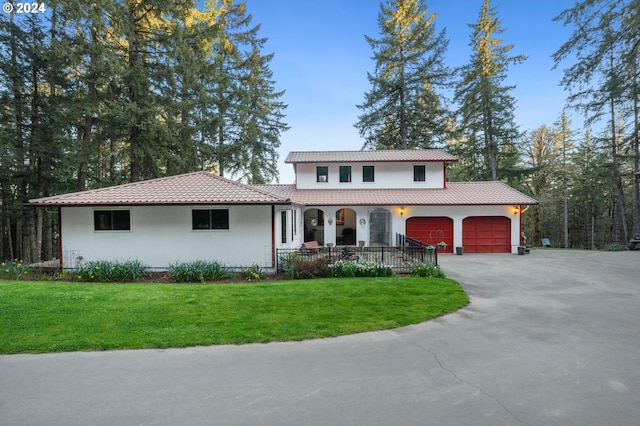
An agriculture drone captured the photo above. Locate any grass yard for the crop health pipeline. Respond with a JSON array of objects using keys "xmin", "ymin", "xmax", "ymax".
[{"xmin": 0, "ymin": 277, "xmax": 468, "ymax": 354}]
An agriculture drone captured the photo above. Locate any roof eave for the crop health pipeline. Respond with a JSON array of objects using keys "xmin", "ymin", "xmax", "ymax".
[{"xmin": 26, "ymin": 201, "xmax": 292, "ymax": 208}]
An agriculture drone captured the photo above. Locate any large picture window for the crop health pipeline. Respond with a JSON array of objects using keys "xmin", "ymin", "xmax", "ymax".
[
  {"xmin": 192, "ymin": 209, "xmax": 229, "ymax": 230},
  {"xmin": 94, "ymin": 210, "xmax": 130, "ymax": 231}
]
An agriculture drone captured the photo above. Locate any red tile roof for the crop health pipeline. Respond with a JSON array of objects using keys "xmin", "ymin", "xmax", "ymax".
[
  {"xmin": 285, "ymin": 149, "xmax": 458, "ymax": 163},
  {"xmin": 28, "ymin": 171, "xmax": 291, "ymax": 206},
  {"xmin": 28, "ymin": 171, "xmax": 538, "ymax": 208},
  {"xmin": 256, "ymin": 181, "xmax": 538, "ymax": 206}
]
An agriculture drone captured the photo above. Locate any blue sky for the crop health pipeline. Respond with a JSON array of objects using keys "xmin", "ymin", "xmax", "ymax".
[{"xmin": 244, "ymin": 0, "xmax": 576, "ymax": 183}]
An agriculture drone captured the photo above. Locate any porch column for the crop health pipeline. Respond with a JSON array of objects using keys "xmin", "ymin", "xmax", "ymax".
[
  {"xmin": 324, "ymin": 208, "xmax": 337, "ymax": 246},
  {"xmin": 453, "ymin": 218, "xmax": 463, "ymax": 250}
]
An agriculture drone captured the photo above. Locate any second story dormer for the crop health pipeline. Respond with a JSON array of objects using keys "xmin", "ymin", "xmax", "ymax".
[{"xmin": 285, "ymin": 150, "xmax": 459, "ymax": 190}]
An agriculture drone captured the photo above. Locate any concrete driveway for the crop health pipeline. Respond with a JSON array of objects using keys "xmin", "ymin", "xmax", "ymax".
[{"xmin": 1, "ymin": 250, "xmax": 639, "ymax": 425}]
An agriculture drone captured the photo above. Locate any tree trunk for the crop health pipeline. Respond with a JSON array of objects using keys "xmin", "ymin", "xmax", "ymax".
[
  {"xmin": 610, "ymin": 101, "xmax": 628, "ymax": 243},
  {"xmin": 631, "ymin": 67, "xmax": 640, "ymax": 235},
  {"xmin": 128, "ymin": 2, "xmax": 142, "ymax": 183}
]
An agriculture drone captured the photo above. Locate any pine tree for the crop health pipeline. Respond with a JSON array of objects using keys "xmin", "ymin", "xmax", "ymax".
[
  {"xmin": 554, "ymin": 0, "xmax": 639, "ymax": 242},
  {"xmin": 230, "ymin": 42, "xmax": 289, "ymax": 184},
  {"xmin": 356, "ymin": 0, "xmax": 452, "ymax": 150},
  {"xmin": 521, "ymin": 125, "xmax": 558, "ymax": 246},
  {"xmin": 555, "ymin": 111, "xmax": 573, "ymax": 248},
  {"xmin": 453, "ymin": 0, "xmax": 525, "ymax": 181}
]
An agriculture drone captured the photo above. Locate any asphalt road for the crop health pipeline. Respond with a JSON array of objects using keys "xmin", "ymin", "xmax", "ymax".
[{"xmin": 1, "ymin": 250, "xmax": 639, "ymax": 426}]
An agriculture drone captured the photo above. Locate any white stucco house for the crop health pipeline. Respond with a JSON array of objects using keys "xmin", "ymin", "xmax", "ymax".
[{"xmin": 28, "ymin": 149, "xmax": 538, "ymax": 270}]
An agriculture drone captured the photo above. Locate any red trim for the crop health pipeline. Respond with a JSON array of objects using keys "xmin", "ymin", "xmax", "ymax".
[
  {"xmin": 443, "ymin": 164, "xmax": 447, "ymax": 188},
  {"xmin": 271, "ymin": 205, "xmax": 276, "ymax": 268},
  {"xmin": 58, "ymin": 207, "xmax": 63, "ymax": 269}
]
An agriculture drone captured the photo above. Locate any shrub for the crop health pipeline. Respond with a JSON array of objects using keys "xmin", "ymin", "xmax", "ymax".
[
  {"xmin": 169, "ymin": 259, "xmax": 232, "ymax": 282},
  {"xmin": 278, "ymin": 252, "xmax": 299, "ymax": 279},
  {"xmin": 292, "ymin": 257, "xmax": 330, "ymax": 279},
  {"xmin": 76, "ymin": 260, "xmax": 147, "ymax": 282},
  {"xmin": 410, "ymin": 263, "xmax": 446, "ymax": 278},
  {"xmin": 328, "ymin": 260, "xmax": 394, "ymax": 278},
  {"xmin": 602, "ymin": 243, "xmax": 628, "ymax": 252},
  {"xmin": 0, "ymin": 260, "xmax": 31, "ymax": 280},
  {"xmin": 242, "ymin": 264, "xmax": 265, "ymax": 281}
]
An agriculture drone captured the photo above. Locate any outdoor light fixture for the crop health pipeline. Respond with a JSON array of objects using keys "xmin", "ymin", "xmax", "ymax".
[
  {"xmin": 328, "ymin": 216, "xmax": 333, "ymax": 225},
  {"xmin": 400, "ymin": 207, "xmax": 405, "ymax": 216},
  {"xmin": 513, "ymin": 207, "xmax": 520, "ymax": 215}
]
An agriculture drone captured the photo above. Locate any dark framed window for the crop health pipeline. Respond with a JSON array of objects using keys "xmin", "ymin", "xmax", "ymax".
[
  {"xmin": 339, "ymin": 166, "xmax": 351, "ymax": 183},
  {"xmin": 192, "ymin": 209, "xmax": 229, "ymax": 230},
  {"xmin": 413, "ymin": 165, "xmax": 426, "ymax": 182},
  {"xmin": 292, "ymin": 209, "xmax": 297, "ymax": 237},
  {"xmin": 363, "ymin": 166, "xmax": 375, "ymax": 182},
  {"xmin": 281, "ymin": 211, "xmax": 287, "ymax": 243},
  {"xmin": 94, "ymin": 210, "xmax": 130, "ymax": 231},
  {"xmin": 316, "ymin": 166, "xmax": 328, "ymax": 183}
]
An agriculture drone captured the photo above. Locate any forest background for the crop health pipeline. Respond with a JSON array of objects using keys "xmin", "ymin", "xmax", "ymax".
[{"xmin": 1, "ymin": 0, "xmax": 638, "ymax": 263}]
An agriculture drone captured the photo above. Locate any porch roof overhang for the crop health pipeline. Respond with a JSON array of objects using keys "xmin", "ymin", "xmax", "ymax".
[{"xmin": 255, "ymin": 182, "xmax": 539, "ymax": 206}]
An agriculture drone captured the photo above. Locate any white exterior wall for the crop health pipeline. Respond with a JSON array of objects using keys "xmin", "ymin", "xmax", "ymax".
[
  {"xmin": 307, "ymin": 204, "xmax": 521, "ymax": 253},
  {"xmin": 60, "ymin": 205, "xmax": 275, "ymax": 269},
  {"xmin": 295, "ymin": 162, "xmax": 445, "ymax": 189}
]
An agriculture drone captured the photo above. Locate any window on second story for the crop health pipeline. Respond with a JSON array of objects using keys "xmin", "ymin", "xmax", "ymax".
[
  {"xmin": 339, "ymin": 166, "xmax": 351, "ymax": 183},
  {"xmin": 316, "ymin": 166, "xmax": 328, "ymax": 183},
  {"xmin": 363, "ymin": 166, "xmax": 375, "ymax": 182},
  {"xmin": 413, "ymin": 165, "xmax": 426, "ymax": 182}
]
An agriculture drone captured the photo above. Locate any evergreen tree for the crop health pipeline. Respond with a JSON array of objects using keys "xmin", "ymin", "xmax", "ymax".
[
  {"xmin": 0, "ymin": 0, "xmax": 289, "ymax": 261},
  {"xmin": 521, "ymin": 125, "xmax": 558, "ymax": 246},
  {"xmin": 553, "ymin": 111, "xmax": 575, "ymax": 248},
  {"xmin": 453, "ymin": 0, "xmax": 525, "ymax": 181},
  {"xmin": 230, "ymin": 41, "xmax": 289, "ymax": 184},
  {"xmin": 355, "ymin": 0, "xmax": 452, "ymax": 150},
  {"xmin": 569, "ymin": 131, "xmax": 613, "ymax": 248},
  {"xmin": 554, "ymin": 0, "xmax": 639, "ymax": 242}
]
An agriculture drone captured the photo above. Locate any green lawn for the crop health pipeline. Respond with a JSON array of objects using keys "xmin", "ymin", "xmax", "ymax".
[{"xmin": 0, "ymin": 277, "xmax": 468, "ymax": 354}]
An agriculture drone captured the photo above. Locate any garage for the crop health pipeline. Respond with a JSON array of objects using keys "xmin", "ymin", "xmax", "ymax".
[
  {"xmin": 406, "ymin": 217, "xmax": 453, "ymax": 253},
  {"xmin": 462, "ymin": 216, "xmax": 511, "ymax": 253}
]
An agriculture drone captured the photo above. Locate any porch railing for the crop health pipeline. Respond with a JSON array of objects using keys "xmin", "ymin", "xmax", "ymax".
[{"xmin": 276, "ymin": 243, "xmax": 437, "ymax": 273}]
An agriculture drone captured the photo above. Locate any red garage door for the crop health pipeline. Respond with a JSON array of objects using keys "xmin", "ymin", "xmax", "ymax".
[
  {"xmin": 406, "ymin": 217, "xmax": 453, "ymax": 253},
  {"xmin": 463, "ymin": 216, "xmax": 511, "ymax": 253}
]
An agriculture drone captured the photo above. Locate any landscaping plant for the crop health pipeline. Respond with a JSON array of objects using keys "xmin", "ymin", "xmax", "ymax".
[
  {"xmin": 0, "ymin": 260, "xmax": 30, "ymax": 280},
  {"xmin": 328, "ymin": 260, "xmax": 394, "ymax": 278},
  {"xmin": 410, "ymin": 263, "xmax": 446, "ymax": 278},
  {"xmin": 242, "ymin": 264, "xmax": 266, "ymax": 281},
  {"xmin": 76, "ymin": 260, "xmax": 148, "ymax": 282},
  {"xmin": 169, "ymin": 259, "xmax": 233, "ymax": 282},
  {"xmin": 291, "ymin": 257, "xmax": 331, "ymax": 279}
]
